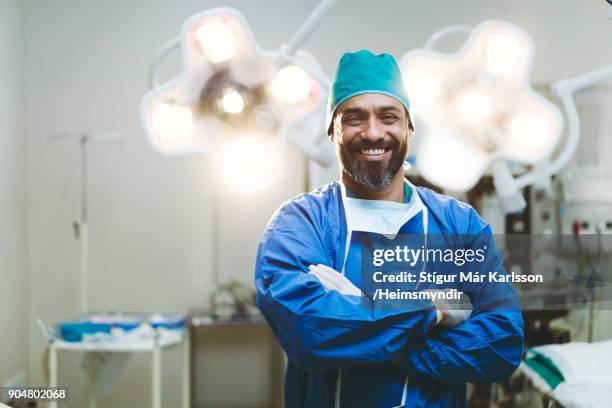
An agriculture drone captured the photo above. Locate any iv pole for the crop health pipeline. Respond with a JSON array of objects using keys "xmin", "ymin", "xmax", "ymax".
[{"xmin": 49, "ymin": 132, "xmax": 122, "ymax": 313}]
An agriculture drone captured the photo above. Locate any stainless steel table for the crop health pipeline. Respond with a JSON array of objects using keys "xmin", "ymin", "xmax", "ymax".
[{"xmin": 188, "ymin": 312, "xmax": 284, "ymax": 408}]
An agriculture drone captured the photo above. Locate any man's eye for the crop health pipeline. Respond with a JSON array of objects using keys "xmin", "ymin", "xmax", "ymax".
[
  {"xmin": 382, "ymin": 115, "xmax": 398, "ymax": 123},
  {"xmin": 344, "ymin": 117, "xmax": 362, "ymax": 125}
]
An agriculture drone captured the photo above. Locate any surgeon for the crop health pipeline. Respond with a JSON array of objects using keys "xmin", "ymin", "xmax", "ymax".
[{"xmin": 255, "ymin": 50, "xmax": 524, "ymax": 407}]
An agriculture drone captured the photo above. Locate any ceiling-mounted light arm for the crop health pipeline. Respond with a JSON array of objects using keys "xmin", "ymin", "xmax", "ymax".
[
  {"xmin": 272, "ymin": 0, "xmax": 338, "ymax": 166},
  {"xmin": 277, "ymin": 0, "xmax": 339, "ymax": 89},
  {"xmin": 278, "ymin": 53, "xmax": 331, "ymax": 90},
  {"xmin": 491, "ymin": 160, "xmax": 526, "ymax": 214},
  {"xmin": 424, "ymin": 25, "xmax": 473, "ymax": 51},
  {"xmin": 513, "ymin": 65, "xmax": 612, "ymax": 189},
  {"xmin": 148, "ymin": 37, "xmax": 181, "ymax": 90},
  {"xmin": 284, "ymin": 107, "xmax": 335, "ymax": 166},
  {"xmin": 282, "ymin": 0, "xmax": 340, "ymax": 58}
]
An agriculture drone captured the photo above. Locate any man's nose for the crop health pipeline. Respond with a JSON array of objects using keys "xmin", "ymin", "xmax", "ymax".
[{"xmin": 362, "ymin": 117, "xmax": 384, "ymax": 143}]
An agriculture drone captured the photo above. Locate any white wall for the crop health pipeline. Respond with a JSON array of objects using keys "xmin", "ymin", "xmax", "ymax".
[
  {"xmin": 23, "ymin": 0, "xmax": 306, "ymax": 406},
  {"xmin": 0, "ymin": 0, "xmax": 28, "ymax": 387},
  {"xmin": 21, "ymin": 0, "xmax": 612, "ymax": 406}
]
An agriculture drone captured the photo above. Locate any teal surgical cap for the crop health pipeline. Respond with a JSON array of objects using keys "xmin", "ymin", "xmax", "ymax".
[{"xmin": 327, "ymin": 50, "xmax": 410, "ymax": 132}]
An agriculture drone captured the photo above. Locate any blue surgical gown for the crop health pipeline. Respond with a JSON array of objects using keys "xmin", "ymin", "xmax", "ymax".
[{"xmin": 255, "ymin": 182, "xmax": 524, "ymax": 407}]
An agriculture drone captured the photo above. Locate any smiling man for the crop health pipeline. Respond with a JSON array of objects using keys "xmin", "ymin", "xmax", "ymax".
[
  {"xmin": 334, "ymin": 93, "xmax": 410, "ymax": 197},
  {"xmin": 255, "ymin": 50, "xmax": 524, "ymax": 408}
]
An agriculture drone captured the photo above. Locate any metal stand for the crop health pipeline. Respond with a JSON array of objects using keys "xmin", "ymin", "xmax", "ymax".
[
  {"xmin": 46, "ymin": 331, "xmax": 189, "ymax": 408},
  {"xmin": 48, "ymin": 132, "xmax": 122, "ymax": 313}
]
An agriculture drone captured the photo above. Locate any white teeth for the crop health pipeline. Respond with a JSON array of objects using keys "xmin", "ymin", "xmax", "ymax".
[{"xmin": 361, "ymin": 148, "xmax": 385, "ymax": 155}]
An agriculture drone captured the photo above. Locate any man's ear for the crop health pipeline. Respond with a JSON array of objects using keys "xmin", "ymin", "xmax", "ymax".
[
  {"xmin": 404, "ymin": 108, "xmax": 415, "ymax": 135},
  {"xmin": 327, "ymin": 125, "xmax": 335, "ymax": 143},
  {"xmin": 405, "ymin": 118, "xmax": 414, "ymax": 140},
  {"xmin": 327, "ymin": 114, "xmax": 338, "ymax": 143}
]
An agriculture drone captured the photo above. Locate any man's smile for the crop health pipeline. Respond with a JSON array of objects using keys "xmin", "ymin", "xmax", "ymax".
[{"xmin": 354, "ymin": 147, "xmax": 393, "ymax": 161}]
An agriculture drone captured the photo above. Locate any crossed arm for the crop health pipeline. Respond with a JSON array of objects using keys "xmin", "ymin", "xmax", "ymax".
[
  {"xmin": 255, "ymin": 205, "xmax": 523, "ymax": 380},
  {"xmin": 308, "ymin": 261, "xmax": 524, "ymax": 383}
]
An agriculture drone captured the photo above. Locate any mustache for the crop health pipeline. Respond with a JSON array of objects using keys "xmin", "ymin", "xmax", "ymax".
[{"xmin": 348, "ymin": 139, "xmax": 399, "ymax": 150}]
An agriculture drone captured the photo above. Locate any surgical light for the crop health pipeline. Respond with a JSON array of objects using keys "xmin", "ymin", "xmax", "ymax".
[
  {"xmin": 400, "ymin": 20, "xmax": 563, "ymax": 212},
  {"xmin": 418, "ymin": 130, "xmax": 488, "ymax": 193},
  {"xmin": 456, "ymin": 88, "xmax": 492, "ymax": 124},
  {"xmin": 269, "ymin": 65, "xmax": 312, "ymax": 103},
  {"xmin": 509, "ymin": 113, "xmax": 551, "ymax": 152},
  {"xmin": 151, "ymin": 102, "xmax": 193, "ymax": 143},
  {"xmin": 216, "ymin": 137, "xmax": 281, "ymax": 194},
  {"xmin": 218, "ymin": 87, "xmax": 245, "ymax": 114},
  {"xmin": 402, "ymin": 66, "xmax": 442, "ymax": 103},
  {"xmin": 196, "ymin": 19, "xmax": 237, "ymax": 63},
  {"xmin": 142, "ymin": 6, "xmax": 328, "ymax": 166},
  {"xmin": 252, "ymin": 107, "xmax": 280, "ymax": 131},
  {"xmin": 484, "ymin": 31, "xmax": 525, "ymax": 75}
]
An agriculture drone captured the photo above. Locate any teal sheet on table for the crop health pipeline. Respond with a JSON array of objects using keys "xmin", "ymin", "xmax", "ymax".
[{"xmin": 524, "ymin": 349, "xmax": 564, "ymax": 390}]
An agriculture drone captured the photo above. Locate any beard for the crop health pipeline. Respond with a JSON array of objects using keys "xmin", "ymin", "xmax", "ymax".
[{"xmin": 338, "ymin": 137, "xmax": 407, "ymax": 190}]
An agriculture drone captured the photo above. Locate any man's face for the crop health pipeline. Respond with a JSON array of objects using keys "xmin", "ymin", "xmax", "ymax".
[{"xmin": 330, "ymin": 93, "xmax": 412, "ymax": 189}]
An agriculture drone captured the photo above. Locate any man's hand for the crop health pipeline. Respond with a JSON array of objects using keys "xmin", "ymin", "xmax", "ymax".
[
  {"xmin": 426, "ymin": 290, "xmax": 473, "ymax": 327},
  {"xmin": 308, "ymin": 264, "xmax": 362, "ymax": 297},
  {"xmin": 309, "ymin": 267, "xmax": 471, "ymax": 324},
  {"xmin": 440, "ymin": 307, "xmax": 472, "ymax": 327}
]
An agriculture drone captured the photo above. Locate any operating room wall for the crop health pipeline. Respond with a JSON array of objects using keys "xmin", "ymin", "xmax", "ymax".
[
  {"xmin": 23, "ymin": 0, "xmax": 307, "ymax": 406},
  {"xmin": 0, "ymin": 0, "xmax": 28, "ymax": 387},
  {"xmin": 21, "ymin": 0, "xmax": 612, "ymax": 406}
]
